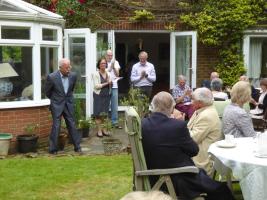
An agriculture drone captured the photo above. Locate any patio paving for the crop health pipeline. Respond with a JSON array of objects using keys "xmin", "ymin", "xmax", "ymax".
[{"xmin": 14, "ymin": 124, "xmax": 129, "ymax": 157}]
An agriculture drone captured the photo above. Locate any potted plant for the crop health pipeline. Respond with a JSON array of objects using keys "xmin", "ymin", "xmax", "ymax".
[
  {"xmin": 58, "ymin": 120, "xmax": 68, "ymax": 151},
  {"xmin": 101, "ymin": 116, "xmax": 122, "ymax": 155},
  {"xmin": 17, "ymin": 123, "xmax": 39, "ymax": 153},
  {"xmin": 77, "ymin": 118, "xmax": 94, "ymax": 138},
  {"xmin": 120, "ymin": 88, "xmax": 150, "ymax": 118},
  {"xmin": 0, "ymin": 133, "xmax": 13, "ymax": 156}
]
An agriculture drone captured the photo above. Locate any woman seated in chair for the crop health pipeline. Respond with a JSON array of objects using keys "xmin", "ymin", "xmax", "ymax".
[
  {"xmin": 222, "ymin": 81, "xmax": 256, "ymax": 138},
  {"xmin": 172, "ymin": 75, "xmax": 195, "ymax": 119},
  {"xmin": 210, "ymin": 78, "xmax": 228, "ymax": 101},
  {"xmin": 250, "ymin": 78, "xmax": 267, "ymax": 119}
]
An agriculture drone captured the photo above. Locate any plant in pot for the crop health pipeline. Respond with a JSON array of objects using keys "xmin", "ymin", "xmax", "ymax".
[
  {"xmin": 17, "ymin": 123, "xmax": 39, "ymax": 153},
  {"xmin": 58, "ymin": 120, "xmax": 68, "ymax": 151},
  {"xmin": 101, "ymin": 116, "xmax": 122, "ymax": 155},
  {"xmin": 77, "ymin": 118, "xmax": 95, "ymax": 138}
]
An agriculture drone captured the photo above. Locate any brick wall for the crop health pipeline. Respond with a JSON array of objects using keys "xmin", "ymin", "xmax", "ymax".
[
  {"xmin": 101, "ymin": 20, "xmax": 181, "ymax": 30},
  {"xmin": 0, "ymin": 106, "xmax": 52, "ymax": 153},
  {"xmin": 196, "ymin": 43, "xmax": 220, "ymax": 87}
]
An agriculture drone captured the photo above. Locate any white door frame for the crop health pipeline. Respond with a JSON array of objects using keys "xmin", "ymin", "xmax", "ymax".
[
  {"xmin": 64, "ymin": 28, "xmax": 96, "ymax": 116},
  {"xmin": 243, "ymin": 30, "xmax": 267, "ymax": 72},
  {"xmin": 170, "ymin": 31, "xmax": 197, "ymax": 89}
]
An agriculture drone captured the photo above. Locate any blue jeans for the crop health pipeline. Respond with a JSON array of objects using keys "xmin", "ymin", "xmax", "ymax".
[{"xmin": 111, "ymin": 88, "xmax": 118, "ymax": 125}]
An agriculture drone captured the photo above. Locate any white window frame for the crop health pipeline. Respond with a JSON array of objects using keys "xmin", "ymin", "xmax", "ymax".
[
  {"xmin": 243, "ymin": 30, "xmax": 267, "ymax": 73},
  {"xmin": 170, "ymin": 31, "xmax": 197, "ymax": 89},
  {"xmin": 0, "ymin": 22, "xmax": 63, "ymax": 109}
]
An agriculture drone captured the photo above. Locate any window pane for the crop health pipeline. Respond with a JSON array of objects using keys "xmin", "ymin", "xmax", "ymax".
[
  {"xmin": 41, "ymin": 47, "xmax": 58, "ymax": 99},
  {"xmin": 42, "ymin": 29, "xmax": 58, "ymax": 41},
  {"xmin": 97, "ymin": 33, "xmax": 108, "ymax": 60},
  {"xmin": 1, "ymin": 26, "xmax": 30, "ymax": 40},
  {"xmin": 0, "ymin": 46, "xmax": 33, "ymax": 101}
]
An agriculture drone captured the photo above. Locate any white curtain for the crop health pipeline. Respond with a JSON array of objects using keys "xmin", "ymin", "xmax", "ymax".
[
  {"xmin": 175, "ymin": 36, "xmax": 191, "ymax": 84},
  {"xmin": 249, "ymin": 38, "xmax": 262, "ymax": 84}
]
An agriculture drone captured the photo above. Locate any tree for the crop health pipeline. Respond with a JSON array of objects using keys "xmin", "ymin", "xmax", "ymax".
[{"xmin": 181, "ymin": 0, "xmax": 267, "ymax": 86}]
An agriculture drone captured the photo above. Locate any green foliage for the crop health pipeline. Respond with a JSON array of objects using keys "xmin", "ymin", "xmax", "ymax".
[
  {"xmin": 180, "ymin": 0, "xmax": 266, "ymax": 86},
  {"xmin": 101, "ymin": 115, "xmax": 114, "ymax": 133},
  {"xmin": 120, "ymin": 88, "xmax": 149, "ymax": 118},
  {"xmin": 77, "ymin": 118, "xmax": 95, "ymax": 129},
  {"xmin": 74, "ymin": 83, "xmax": 85, "ymax": 123},
  {"xmin": 24, "ymin": 123, "xmax": 39, "ymax": 135},
  {"xmin": 129, "ymin": 9, "xmax": 155, "ymax": 22},
  {"xmin": 55, "ymin": 0, "xmax": 121, "ymax": 30}
]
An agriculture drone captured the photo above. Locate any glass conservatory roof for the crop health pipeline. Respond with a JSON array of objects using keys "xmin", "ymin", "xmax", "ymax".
[
  {"xmin": 0, "ymin": 1, "xmax": 25, "ymax": 12},
  {"xmin": 0, "ymin": 0, "xmax": 64, "ymax": 25}
]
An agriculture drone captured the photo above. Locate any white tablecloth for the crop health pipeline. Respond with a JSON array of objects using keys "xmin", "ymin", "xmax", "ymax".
[{"xmin": 208, "ymin": 137, "xmax": 267, "ymax": 200}]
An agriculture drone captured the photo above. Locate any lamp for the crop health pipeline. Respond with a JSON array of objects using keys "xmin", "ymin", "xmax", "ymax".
[{"xmin": 0, "ymin": 63, "xmax": 19, "ymax": 97}]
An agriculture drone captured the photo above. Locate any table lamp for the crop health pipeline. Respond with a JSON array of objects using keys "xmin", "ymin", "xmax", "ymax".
[{"xmin": 0, "ymin": 63, "xmax": 19, "ymax": 97}]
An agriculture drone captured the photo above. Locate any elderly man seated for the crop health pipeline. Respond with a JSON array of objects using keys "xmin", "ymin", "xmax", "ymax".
[
  {"xmin": 201, "ymin": 71, "xmax": 219, "ymax": 89},
  {"xmin": 142, "ymin": 91, "xmax": 234, "ymax": 200},
  {"xmin": 187, "ymin": 88, "xmax": 222, "ymax": 176},
  {"xmin": 172, "ymin": 75, "xmax": 195, "ymax": 119},
  {"xmin": 210, "ymin": 78, "xmax": 228, "ymax": 101}
]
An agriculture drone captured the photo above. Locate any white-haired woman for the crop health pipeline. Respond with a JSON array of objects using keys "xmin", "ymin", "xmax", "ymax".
[{"xmin": 222, "ymin": 81, "xmax": 256, "ymax": 137}]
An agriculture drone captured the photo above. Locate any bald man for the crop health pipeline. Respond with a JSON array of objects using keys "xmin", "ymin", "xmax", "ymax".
[{"xmin": 45, "ymin": 58, "xmax": 81, "ymax": 154}]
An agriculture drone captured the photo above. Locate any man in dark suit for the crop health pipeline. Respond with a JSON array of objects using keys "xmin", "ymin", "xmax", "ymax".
[
  {"xmin": 142, "ymin": 91, "xmax": 234, "ymax": 200},
  {"xmin": 45, "ymin": 58, "xmax": 81, "ymax": 154}
]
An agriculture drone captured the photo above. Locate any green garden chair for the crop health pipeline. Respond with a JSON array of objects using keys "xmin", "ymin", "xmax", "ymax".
[{"xmin": 125, "ymin": 107, "xmax": 202, "ymax": 200}]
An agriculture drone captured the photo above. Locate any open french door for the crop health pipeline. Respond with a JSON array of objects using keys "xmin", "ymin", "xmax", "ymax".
[
  {"xmin": 64, "ymin": 28, "xmax": 96, "ymax": 117},
  {"xmin": 170, "ymin": 31, "xmax": 197, "ymax": 89}
]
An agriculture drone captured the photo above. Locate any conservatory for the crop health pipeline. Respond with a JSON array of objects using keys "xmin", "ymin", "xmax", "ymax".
[{"xmin": 0, "ymin": 0, "xmax": 71, "ymax": 150}]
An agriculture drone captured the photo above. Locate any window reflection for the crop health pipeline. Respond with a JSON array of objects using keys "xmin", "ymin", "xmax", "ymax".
[
  {"xmin": 41, "ymin": 47, "xmax": 58, "ymax": 99},
  {"xmin": 0, "ymin": 46, "xmax": 33, "ymax": 101}
]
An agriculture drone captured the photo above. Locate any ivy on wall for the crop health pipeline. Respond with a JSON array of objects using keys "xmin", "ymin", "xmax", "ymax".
[{"xmin": 180, "ymin": 0, "xmax": 267, "ymax": 86}]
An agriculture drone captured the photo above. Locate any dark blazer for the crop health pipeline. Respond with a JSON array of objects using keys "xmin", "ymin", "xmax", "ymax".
[
  {"xmin": 141, "ymin": 112, "xmax": 234, "ymax": 200},
  {"xmin": 45, "ymin": 71, "xmax": 77, "ymax": 116},
  {"xmin": 258, "ymin": 93, "xmax": 267, "ymax": 115},
  {"xmin": 142, "ymin": 112, "xmax": 198, "ymax": 169}
]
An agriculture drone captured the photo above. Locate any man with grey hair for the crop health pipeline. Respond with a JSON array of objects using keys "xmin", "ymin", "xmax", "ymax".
[
  {"xmin": 105, "ymin": 49, "xmax": 122, "ymax": 128},
  {"xmin": 172, "ymin": 75, "xmax": 194, "ymax": 119},
  {"xmin": 45, "ymin": 58, "xmax": 81, "ymax": 154},
  {"xmin": 201, "ymin": 71, "xmax": 219, "ymax": 89},
  {"xmin": 142, "ymin": 91, "xmax": 234, "ymax": 200},
  {"xmin": 130, "ymin": 51, "xmax": 156, "ymax": 98},
  {"xmin": 187, "ymin": 87, "xmax": 222, "ymax": 176}
]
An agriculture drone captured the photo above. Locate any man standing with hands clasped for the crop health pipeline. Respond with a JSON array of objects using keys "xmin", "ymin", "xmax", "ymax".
[
  {"xmin": 105, "ymin": 49, "xmax": 122, "ymax": 129},
  {"xmin": 45, "ymin": 58, "xmax": 81, "ymax": 155},
  {"xmin": 130, "ymin": 51, "xmax": 156, "ymax": 98}
]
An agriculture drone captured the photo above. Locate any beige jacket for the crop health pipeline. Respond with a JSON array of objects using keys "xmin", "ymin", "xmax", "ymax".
[
  {"xmin": 91, "ymin": 71, "xmax": 110, "ymax": 95},
  {"xmin": 187, "ymin": 105, "xmax": 222, "ymax": 176}
]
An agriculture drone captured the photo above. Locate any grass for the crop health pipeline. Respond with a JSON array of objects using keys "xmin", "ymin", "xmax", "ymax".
[
  {"xmin": 0, "ymin": 154, "xmax": 132, "ymax": 200},
  {"xmin": 0, "ymin": 154, "xmax": 244, "ymax": 200}
]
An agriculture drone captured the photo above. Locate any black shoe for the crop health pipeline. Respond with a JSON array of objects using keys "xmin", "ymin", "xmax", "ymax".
[
  {"xmin": 74, "ymin": 148, "xmax": 84, "ymax": 155},
  {"xmin": 74, "ymin": 148, "xmax": 82, "ymax": 153},
  {"xmin": 49, "ymin": 151, "xmax": 58, "ymax": 155},
  {"xmin": 113, "ymin": 124, "xmax": 122, "ymax": 129}
]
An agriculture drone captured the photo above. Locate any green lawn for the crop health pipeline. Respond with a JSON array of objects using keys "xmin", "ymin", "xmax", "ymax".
[
  {"xmin": 0, "ymin": 154, "xmax": 132, "ymax": 200},
  {"xmin": 0, "ymin": 154, "xmax": 243, "ymax": 200}
]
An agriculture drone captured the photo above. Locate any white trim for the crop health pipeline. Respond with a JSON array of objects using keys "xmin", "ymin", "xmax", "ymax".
[
  {"xmin": 170, "ymin": 31, "xmax": 197, "ymax": 89},
  {"xmin": 100, "ymin": 30, "xmax": 171, "ymax": 33},
  {"xmin": 242, "ymin": 32, "xmax": 267, "ymax": 72},
  {"xmin": 3, "ymin": 0, "xmax": 63, "ymax": 18},
  {"xmin": 64, "ymin": 28, "xmax": 96, "ymax": 117},
  {"xmin": 0, "ymin": 99, "xmax": 50, "ymax": 109}
]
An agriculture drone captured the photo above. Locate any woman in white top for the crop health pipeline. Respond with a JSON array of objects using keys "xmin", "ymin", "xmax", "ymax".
[
  {"xmin": 210, "ymin": 78, "xmax": 228, "ymax": 100},
  {"xmin": 250, "ymin": 78, "xmax": 267, "ymax": 118}
]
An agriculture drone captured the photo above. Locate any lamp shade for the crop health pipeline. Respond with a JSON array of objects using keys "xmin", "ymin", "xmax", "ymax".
[{"xmin": 0, "ymin": 63, "xmax": 18, "ymax": 78}]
